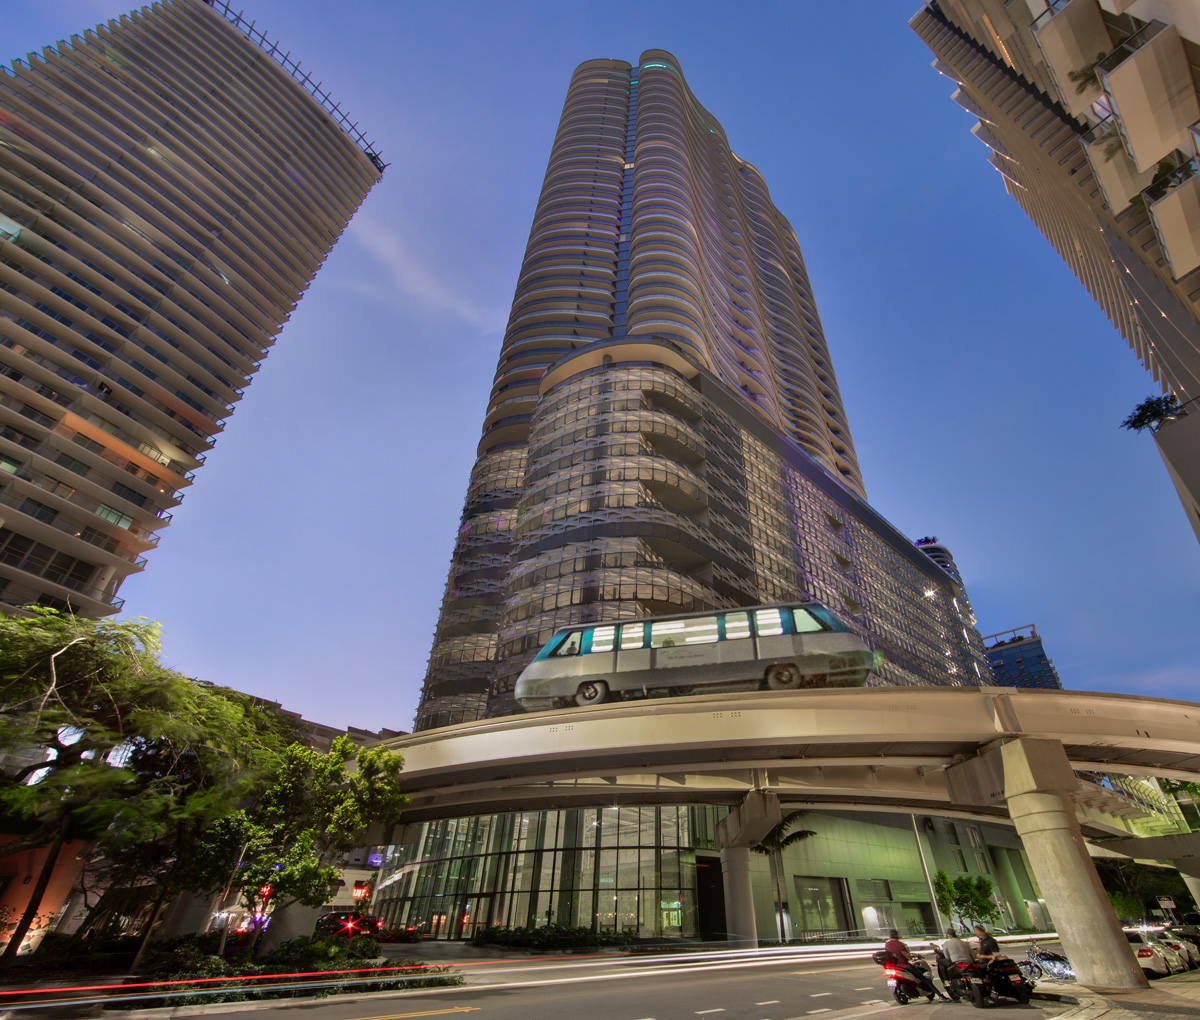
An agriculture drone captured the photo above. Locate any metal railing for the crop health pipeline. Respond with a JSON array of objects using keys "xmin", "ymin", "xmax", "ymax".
[
  {"xmin": 1097, "ymin": 21, "xmax": 1166, "ymax": 75},
  {"xmin": 0, "ymin": 485, "xmax": 148, "ymax": 567},
  {"xmin": 204, "ymin": 0, "xmax": 387, "ymax": 173}
]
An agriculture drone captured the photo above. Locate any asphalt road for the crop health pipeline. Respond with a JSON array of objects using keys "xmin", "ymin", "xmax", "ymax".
[{"xmin": 46, "ymin": 951, "xmax": 1070, "ymax": 1020}]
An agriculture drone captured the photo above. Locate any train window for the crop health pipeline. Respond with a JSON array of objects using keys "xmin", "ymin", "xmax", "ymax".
[
  {"xmin": 591, "ymin": 625, "xmax": 616, "ymax": 653},
  {"xmin": 724, "ymin": 611, "xmax": 750, "ymax": 640},
  {"xmin": 792, "ymin": 609, "xmax": 823, "ymax": 633},
  {"xmin": 651, "ymin": 616, "xmax": 718, "ymax": 647},
  {"xmin": 551, "ymin": 631, "xmax": 584, "ymax": 657},
  {"xmin": 619, "ymin": 622, "xmax": 645, "ymax": 650},
  {"xmin": 754, "ymin": 608, "xmax": 785, "ymax": 636}
]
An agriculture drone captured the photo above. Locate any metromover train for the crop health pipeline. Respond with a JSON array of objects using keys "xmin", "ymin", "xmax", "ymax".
[{"xmin": 514, "ymin": 601, "xmax": 880, "ymax": 711}]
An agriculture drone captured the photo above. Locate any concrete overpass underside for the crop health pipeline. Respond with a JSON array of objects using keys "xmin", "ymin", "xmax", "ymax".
[{"xmin": 378, "ymin": 686, "xmax": 1200, "ymax": 992}]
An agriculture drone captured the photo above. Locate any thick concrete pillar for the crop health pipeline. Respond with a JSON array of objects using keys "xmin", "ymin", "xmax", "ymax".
[
  {"xmin": 1181, "ymin": 872, "xmax": 1200, "ymax": 913},
  {"xmin": 1000, "ymin": 739, "xmax": 1148, "ymax": 991},
  {"xmin": 990, "ymin": 847, "xmax": 1034, "ymax": 930},
  {"xmin": 720, "ymin": 845, "xmax": 757, "ymax": 948},
  {"xmin": 715, "ymin": 786, "xmax": 780, "ymax": 951}
]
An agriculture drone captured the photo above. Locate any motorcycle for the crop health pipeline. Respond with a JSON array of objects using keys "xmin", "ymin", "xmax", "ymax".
[
  {"xmin": 934, "ymin": 949, "xmax": 991, "ymax": 1009},
  {"xmin": 988, "ymin": 955, "xmax": 1033, "ymax": 1004},
  {"xmin": 873, "ymin": 949, "xmax": 938, "ymax": 1005},
  {"xmin": 1019, "ymin": 942, "xmax": 1074, "ymax": 982}
]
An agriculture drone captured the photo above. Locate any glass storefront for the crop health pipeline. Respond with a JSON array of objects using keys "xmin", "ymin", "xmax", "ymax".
[{"xmin": 375, "ymin": 806, "xmax": 701, "ymax": 939}]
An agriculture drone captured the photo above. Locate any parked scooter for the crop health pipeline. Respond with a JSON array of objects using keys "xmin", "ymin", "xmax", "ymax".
[{"xmin": 873, "ymin": 949, "xmax": 938, "ymax": 1005}]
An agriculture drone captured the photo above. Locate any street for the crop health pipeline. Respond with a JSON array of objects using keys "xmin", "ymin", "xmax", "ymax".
[{"xmin": 85, "ymin": 949, "xmax": 1073, "ymax": 1020}]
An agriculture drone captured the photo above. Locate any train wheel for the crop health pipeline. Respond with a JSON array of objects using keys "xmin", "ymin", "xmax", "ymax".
[
  {"xmin": 574, "ymin": 680, "xmax": 609, "ymax": 706},
  {"xmin": 766, "ymin": 663, "xmax": 803, "ymax": 689}
]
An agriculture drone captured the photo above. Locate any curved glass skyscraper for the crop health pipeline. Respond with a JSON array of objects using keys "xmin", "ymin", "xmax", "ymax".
[
  {"xmin": 416, "ymin": 51, "xmax": 989, "ymax": 730},
  {"xmin": 0, "ymin": 0, "xmax": 381, "ymax": 615}
]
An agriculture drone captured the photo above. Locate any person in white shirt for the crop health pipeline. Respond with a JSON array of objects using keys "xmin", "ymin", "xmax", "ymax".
[{"xmin": 938, "ymin": 928, "xmax": 974, "ymax": 981}]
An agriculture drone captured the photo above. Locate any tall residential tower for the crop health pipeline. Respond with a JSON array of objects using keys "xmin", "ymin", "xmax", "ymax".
[
  {"xmin": 415, "ymin": 51, "xmax": 991, "ymax": 730},
  {"xmin": 0, "ymin": 0, "xmax": 381, "ymax": 615},
  {"xmin": 911, "ymin": 1, "xmax": 1200, "ymax": 545}
]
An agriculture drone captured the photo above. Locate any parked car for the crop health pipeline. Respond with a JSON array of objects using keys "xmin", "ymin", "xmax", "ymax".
[
  {"xmin": 1126, "ymin": 931, "xmax": 1183, "ymax": 977},
  {"xmin": 314, "ymin": 911, "xmax": 383, "ymax": 938},
  {"xmin": 378, "ymin": 924, "xmax": 423, "ymax": 943},
  {"xmin": 1159, "ymin": 934, "xmax": 1200, "ymax": 969}
]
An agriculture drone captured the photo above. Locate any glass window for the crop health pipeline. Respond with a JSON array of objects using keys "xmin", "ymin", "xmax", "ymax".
[
  {"xmin": 95, "ymin": 504, "xmax": 133, "ymax": 529},
  {"xmin": 651, "ymin": 616, "xmax": 718, "ymax": 647},
  {"xmin": 723, "ymin": 611, "xmax": 750, "ymax": 640},
  {"xmin": 792, "ymin": 608, "xmax": 823, "ymax": 633},
  {"xmin": 754, "ymin": 608, "xmax": 784, "ymax": 636},
  {"xmin": 551, "ymin": 631, "xmax": 584, "ymax": 657},
  {"xmin": 619, "ymin": 622, "xmax": 645, "ymax": 650},
  {"xmin": 590, "ymin": 625, "xmax": 616, "ymax": 653}
]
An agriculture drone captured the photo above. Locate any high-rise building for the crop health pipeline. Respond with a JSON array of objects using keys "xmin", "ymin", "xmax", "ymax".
[
  {"xmin": 910, "ymin": 1, "xmax": 1200, "ymax": 545},
  {"xmin": 415, "ymin": 51, "xmax": 992, "ymax": 730},
  {"xmin": 984, "ymin": 624, "xmax": 1065, "ymax": 689},
  {"xmin": 0, "ymin": 0, "xmax": 382, "ymax": 615}
]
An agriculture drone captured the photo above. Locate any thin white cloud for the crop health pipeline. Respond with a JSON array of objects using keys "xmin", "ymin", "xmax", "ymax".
[{"xmin": 347, "ymin": 218, "xmax": 507, "ymax": 332}]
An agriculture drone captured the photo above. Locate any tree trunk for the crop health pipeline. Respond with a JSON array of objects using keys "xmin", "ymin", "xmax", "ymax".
[
  {"xmin": 0, "ymin": 822, "xmax": 61, "ymax": 862},
  {"xmin": 0, "ymin": 814, "xmax": 69, "ymax": 967},
  {"xmin": 128, "ymin": 887, "xmax": 169, "ymax": 974},
  {"xmin": 766, "ymin": 851, "xmax": 785, "ymax": 942}
]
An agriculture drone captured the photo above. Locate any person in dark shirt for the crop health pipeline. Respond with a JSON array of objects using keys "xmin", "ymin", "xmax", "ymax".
[
  {"xmin": 884, "ymin": 929, "xmax": 949, "ymax": 1000},
  {"xmin": 973, "ymin": 924, "xmax": 1001, "ymax": 961}
]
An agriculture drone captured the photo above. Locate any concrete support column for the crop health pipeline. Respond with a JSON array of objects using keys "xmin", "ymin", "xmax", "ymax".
[
  {"xmin": 720, "ymin": 845, "xmax": 757, "ymax": 949},
  {"xmin": 1000, "ymin": 740, "xmax": 1147, "ymax": 992},
  {"xmin": 990, "ymin": 847, "xmax": 1034, "ymax": 930},
  {"xmin": 1180, "ymin": 872, "xmax": 1200, "ymax": 913}
]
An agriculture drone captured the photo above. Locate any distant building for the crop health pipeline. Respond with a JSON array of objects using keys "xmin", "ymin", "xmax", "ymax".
[
  {"xmin": 984, "ymin": 625, "xmax": 1064, "ymax": 689},
  {"xmin": 910, "ymin": 1, "xmax": 1200, "ymax": 547}
]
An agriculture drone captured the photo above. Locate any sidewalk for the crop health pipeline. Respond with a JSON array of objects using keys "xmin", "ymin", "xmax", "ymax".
[{"xmin": 1049, "ymin": 969, "xmax": 1200, "ymax": 1020}]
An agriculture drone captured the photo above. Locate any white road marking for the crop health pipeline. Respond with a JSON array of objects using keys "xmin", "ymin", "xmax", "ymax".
[
  {"xmin": 755, "ymin": 1002, "xmax": 781, "ymax": 1006},
  {"xmin": 808, "ymin": 1009, "xmax": 833, "ymax": 1015},
  {"xmin": 696, "ymin": 1012, "xmax": 726, "ymax": 1016},
  {"xmin": 854, "ymin": 986, "xmax": 874, "ymax": 990},
  {"xmin": 810, "ymin": 992, "xmax": 834, "ymax": 997}
]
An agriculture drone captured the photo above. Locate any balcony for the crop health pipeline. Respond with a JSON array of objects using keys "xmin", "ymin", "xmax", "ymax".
[
  {"xmin": 1097, "ymin": 22, "xmax": 1200, "ymax": 173},
  {"xmin": 1032, "ymin": 0, "xmax": 1113, "ymax": 117},
  {"xmin": 1146, "ymin": 155, "xmax": 1200, "ymax": 278},
  {"xmin": 1152, "ymin": 397, "xmax": 1200, "ymax": 546},
  {"xmin": 1081, "ymin": 117, "xmax": 1157, "ymax": 211}
]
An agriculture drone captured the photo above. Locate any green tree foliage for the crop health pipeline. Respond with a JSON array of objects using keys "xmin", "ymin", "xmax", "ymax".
[
  {"xmin": 1121, "ymin": 394, "xmax": 1181, "ymax": 433},
  {"xmin": 933, "ymin": 870, "xmax": 1001, "ymax": 930},
  {"xmin": 0, "ymin": 609, "xmax": 292, "ymax": 964},
  {"xmin": 191, "ymin": 738, "xmax": 409, "ymax": 924}
]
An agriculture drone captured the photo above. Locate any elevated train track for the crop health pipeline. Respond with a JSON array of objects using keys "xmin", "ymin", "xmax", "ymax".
[{"xmin": 382, "ymin": 686, "xmax": 1200, "ymax": 832}]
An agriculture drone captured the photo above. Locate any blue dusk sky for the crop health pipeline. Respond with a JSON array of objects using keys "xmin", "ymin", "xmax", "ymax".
[{"xmin": 7, "ymin": 1, "xmax": 1198, "ymax": 731}]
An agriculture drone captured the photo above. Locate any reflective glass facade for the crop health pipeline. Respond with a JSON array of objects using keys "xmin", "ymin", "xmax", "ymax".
[
  {"xmin": 0, "ymin": 0, "xmax": 381, "ymax": 614},
  {"xmin": 984, "ymin": 626, "xmax": 1064, "ymax": 690},
  {"xmin": 415, "ymin": 52, "xmax": 992, "ymax": 730},
  {"xmin": 375, "ymin": 807, "xmax": 703, "ymax": 940}
]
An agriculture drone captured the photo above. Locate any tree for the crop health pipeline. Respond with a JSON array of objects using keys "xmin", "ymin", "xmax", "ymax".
[
  {"xmin": 752, "ymin": 811, "xmax": 816, "ymax": 941},
  {"xmin": 189, "ymin": 736, "xmax": 408, "ymax": 952},
  {"xmin": 1120, "ymin": 394, "xmax": 1181, "ymax": 433},
  {"xmin": 0, "ymin": 609, "xmax": 292, "ymax": 965},
  {"xmin": 933, "ymin": 870, "xmax": 1001, "ymax": 931}
]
